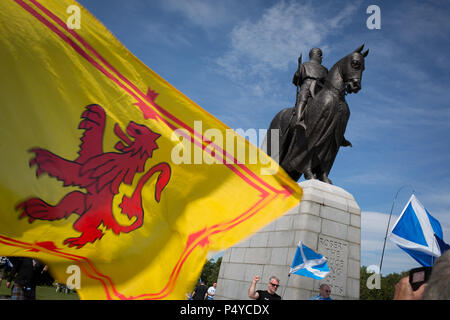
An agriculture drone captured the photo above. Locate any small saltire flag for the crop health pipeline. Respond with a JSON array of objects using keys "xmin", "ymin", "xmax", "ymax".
[
  {"xmin": 389, "ymin": 194, "xmax": 444, "ymax": 267},
  {"xmin": 0, "ymin": 0, "xmax": 302, "ymax": 299},
  {"xmin": 289, "ymin": 241, "xmax": 330, "ymax": 280}
]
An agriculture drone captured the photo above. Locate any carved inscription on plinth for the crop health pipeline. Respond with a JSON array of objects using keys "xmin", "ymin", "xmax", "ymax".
[{"xmin": 318, "ymin": 235, "xmax": 348, "ymax": 296}]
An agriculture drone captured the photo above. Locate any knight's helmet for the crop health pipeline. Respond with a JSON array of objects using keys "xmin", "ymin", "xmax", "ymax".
[{"xmin": 309, "ymin": 48, "xmax": 323, "ymax": 63}]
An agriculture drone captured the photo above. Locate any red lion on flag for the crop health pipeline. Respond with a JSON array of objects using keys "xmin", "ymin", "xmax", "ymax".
[{"xmin": 17, "ymin": 104, "xmax": 171, "ymax": 249}]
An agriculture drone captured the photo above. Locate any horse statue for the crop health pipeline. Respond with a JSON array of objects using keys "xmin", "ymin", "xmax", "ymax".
[{"xmin": 266, "ymin": 44, "xmax": 369, "ymax": 184}]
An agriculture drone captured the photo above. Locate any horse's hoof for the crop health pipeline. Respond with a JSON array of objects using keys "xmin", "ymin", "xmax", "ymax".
[
  {"xmin": 304, "ymin": 169, "xmax": 315, "ymax": 180},
  {"xmin": 319, "ymin": 174, "xmax": 333, "ymax": 184}
]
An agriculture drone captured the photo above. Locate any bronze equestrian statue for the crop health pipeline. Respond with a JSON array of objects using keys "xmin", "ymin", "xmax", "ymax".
[{"xmin": 266, "ymin": 44, "xmax": 369, "ymax": 184}]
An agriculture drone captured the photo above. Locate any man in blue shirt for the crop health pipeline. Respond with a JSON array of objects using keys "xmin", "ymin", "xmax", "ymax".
[{"xmin": 309, "ymin": 284, "xmax": 332, "ymax": 300}]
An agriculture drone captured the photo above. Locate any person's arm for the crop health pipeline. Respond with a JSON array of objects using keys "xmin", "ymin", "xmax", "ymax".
[
  {"xmin": 6, "ymin": 257, "xmax": 21, "ymax": 288},
  {"xmin": 248, "ymin": 275, "xmax": 260, "ymax": 300}
]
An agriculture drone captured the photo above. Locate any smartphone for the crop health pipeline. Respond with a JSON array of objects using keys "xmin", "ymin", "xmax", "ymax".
[{"xmin": 409, "ymin": 266, "xmax": 432, "ymax": 291}]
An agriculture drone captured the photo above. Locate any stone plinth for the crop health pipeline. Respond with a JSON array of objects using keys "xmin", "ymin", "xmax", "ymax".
[{"xmin": 215, "ymin": 179, "xmax": 361, "ymax": 300}]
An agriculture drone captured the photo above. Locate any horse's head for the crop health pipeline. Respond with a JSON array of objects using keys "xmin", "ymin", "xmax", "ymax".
[{"xmin": 341, "ymin": 44, "xmax": 369, "ymax": 94}]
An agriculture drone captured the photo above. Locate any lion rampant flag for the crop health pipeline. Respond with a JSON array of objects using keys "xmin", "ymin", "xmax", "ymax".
[{"xmin": 0, "ymin": 0, "xmax": 302, "ymax": 299}]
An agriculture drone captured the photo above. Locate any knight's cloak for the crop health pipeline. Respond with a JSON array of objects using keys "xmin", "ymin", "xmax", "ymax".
[
  {"xmin": 304, "ymin": 84, "xmax": 350, "ymax": 174},
  {"xmin": 281, "ymin": 84, "xmax": 350, "ymax": 178}
]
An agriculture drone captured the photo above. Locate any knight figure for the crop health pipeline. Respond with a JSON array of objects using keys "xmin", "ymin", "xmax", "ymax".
[{"xmin": 292, "ymin": 48, "xmax": 328, "ymax": 129}]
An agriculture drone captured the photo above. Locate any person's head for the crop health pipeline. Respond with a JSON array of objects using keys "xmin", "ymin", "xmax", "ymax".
[
  {"xmin": 213, "ymin": 282, "xmax": 217, "ymax": 288},
  {"xmin": 423, "ymin": 250, "xmax": 450, "ymax": 300},
  {"xmin": 309, "ymin": 48, "xmax": 323, "ymax": 64},
  {"xmin": 267, "ymin": 276, "xmax": 280, "ymax": 294},
  {"xmin": 319, "ymin": 284, "xmax": 331, "ymax": 298}
]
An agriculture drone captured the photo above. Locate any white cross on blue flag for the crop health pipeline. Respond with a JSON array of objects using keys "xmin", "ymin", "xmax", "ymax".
[
  {"xmin": 289, "ymin": 241, "xmax": 330, "ymax": 280},
  {"xmin": 389, "ymin": 194, "xmax": 444, "ymax": 267}
]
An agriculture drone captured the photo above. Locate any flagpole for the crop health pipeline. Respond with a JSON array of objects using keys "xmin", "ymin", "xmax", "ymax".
[
  {"xmin": 281, "ymin": 273, "xmax": 291, "ymax": 299},
  {"xmin": 379, "ymin": 185, "xmax": 415, "ymax": 275},
  {"xmin": 377, "ymin": 185, "xmax": 414, "ymax": 298}
]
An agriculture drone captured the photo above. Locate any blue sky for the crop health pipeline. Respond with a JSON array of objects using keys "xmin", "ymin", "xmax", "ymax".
[{"xmin": 77, "ymin": 0, "xmax": 450, "ymax": 275}]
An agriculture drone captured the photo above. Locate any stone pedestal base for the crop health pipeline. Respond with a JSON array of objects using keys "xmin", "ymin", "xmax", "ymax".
[{"xmin": 215, "ymin": 179, "xmax": 361, "ymax": 300}]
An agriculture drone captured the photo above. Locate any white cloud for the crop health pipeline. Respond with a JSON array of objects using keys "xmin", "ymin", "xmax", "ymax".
[
  {"xmin": 217, "ymin": 2, "xmax": 322, "ymax": 78},
  {"xmin": 162, "ymin": 0, "xmax": 235, "ymax": 29},
  {"xmin": 216, "ymin": 1, "xmax": 359, "ymax": 94},
  {"xmin": 361, "ymin": 211, "xmax": 395, "ymax": 260},
  {"xmin": 328, "ymin": 1, "xmax": 360, "ymax": 28},
  {"xmin": 362, "ymin": 211, "xmax": 391, "ymax": 233},
  {"xmin": 139, "ymin": 22, "xmax": 193, "ymax": 48}
]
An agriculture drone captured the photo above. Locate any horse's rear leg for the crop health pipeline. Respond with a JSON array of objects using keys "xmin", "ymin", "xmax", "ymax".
[{"xmin": 317, "ymin": 170, "xmax": 333, "ymax": 184}]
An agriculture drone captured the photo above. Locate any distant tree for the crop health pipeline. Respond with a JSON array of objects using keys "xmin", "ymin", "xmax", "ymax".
[
  {"xmin": 200, "ymin": 257, "xmax": 222, "ymax": 287},
  {"xmin": 360, "ymin": 266, "xmax": 408, "ymax": 300}
]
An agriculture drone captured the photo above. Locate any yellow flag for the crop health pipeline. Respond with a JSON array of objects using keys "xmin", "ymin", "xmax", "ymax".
[{"xmin": 0, "ymin": 0, "xmax": 302, "ymax": 299}]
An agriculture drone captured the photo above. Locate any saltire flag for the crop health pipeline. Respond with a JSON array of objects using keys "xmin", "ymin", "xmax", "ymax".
[
  {"xmin": 0, "ymin": 0, "xmax": 302, "ymax": 299},
  {"xmin": 289, "ymin": 241, "xmax": 329, "ymax": 280},
  {"xmin": 389, "ymin": 194, "xmax": 444, "ymax": 267}
]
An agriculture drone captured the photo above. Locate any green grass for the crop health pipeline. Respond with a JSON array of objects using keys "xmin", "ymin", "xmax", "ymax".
[{"xmin": 0, "ymin": 284, "xmax": 79, "ymax": 300}]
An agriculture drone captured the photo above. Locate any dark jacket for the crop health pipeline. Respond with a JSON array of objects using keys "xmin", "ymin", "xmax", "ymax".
[{"xmin": 7, "ymin": 257, "xmax": 44, "ymax": 288}]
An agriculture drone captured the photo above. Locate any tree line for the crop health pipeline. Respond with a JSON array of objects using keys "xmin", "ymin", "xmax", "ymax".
[{"xmin": 360, "ymin": 266, "xmax": 409, "ymax": 300}]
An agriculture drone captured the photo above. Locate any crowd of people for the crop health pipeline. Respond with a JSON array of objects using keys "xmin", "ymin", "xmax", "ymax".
[
  {"xmin": 187, "ymin": 275, "xmax": 331, "ymax": 301},
  {"xmin": 2, "ymin": 251, "xmax": 449, "ymax": 300},
  {"xmin": 246, "ymin": 250, "xmax": 450, "ymax": 300},
  {"xmin": 189, "ymin": 281, "xmax": 217, "ymax": 300},
  {"xmin": 198, "ymin": 250, "xmax": 450, "ymax": 301}
]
